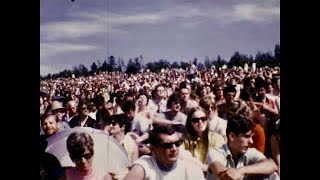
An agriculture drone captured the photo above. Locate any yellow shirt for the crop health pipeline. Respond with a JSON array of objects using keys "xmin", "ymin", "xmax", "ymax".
[{"xmin": 183, "ymin": 131, "xmax": 225, "ymax": 164}]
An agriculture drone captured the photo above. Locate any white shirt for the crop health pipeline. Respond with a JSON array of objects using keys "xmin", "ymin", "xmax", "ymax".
[{"xmin": 133, "ymin": 155, "xmax": 205, "ymax": 180}]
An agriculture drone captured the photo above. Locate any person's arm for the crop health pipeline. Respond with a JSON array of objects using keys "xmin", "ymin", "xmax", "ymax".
[
  {"xmin": 153, "ymin": 116, "xmax": 182, "ymax": 125},
  {"xmin": 207, "ymin": 147, "xmax": 229, "ymax": 176},
  {"xmin": 275, "ymin": 97, "xmax": 280, "ymax": 114},
  {"xmin": 123, "ymin": 164, "xmax": 145, "ymax": 180},
  {"xmin": 270, "ymin": 134, "xmax": 280, "ymax": 174},
  {"xmin": 238, "ymin": 158, "xmax": 278, "ymax": 176},
  {"xmin": 255, "ymin": 102, "xmax": 278, "ymax": 116},
  {"xmin": 131, "ymin": 141, "xmax": 139, "ymax": 163},
  {"xmin": 135, "ymin": 132, "xmax": 149, "ymax": 144}
]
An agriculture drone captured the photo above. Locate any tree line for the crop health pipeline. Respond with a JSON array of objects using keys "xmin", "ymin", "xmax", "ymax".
[{"xmin": 40, "ymin": 44, "xmax": 279, "ymax": 80}]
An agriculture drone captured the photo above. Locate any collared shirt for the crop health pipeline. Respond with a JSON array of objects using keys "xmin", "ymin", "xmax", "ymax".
[{"xmin": 207, "ymin": 144, "xmax": 265, "ymax": 180}]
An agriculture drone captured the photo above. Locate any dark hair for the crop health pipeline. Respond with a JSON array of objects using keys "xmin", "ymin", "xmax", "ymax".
[
  {"xmin": 137, "ymin": 92, "xmax": 150, "ymax": 105},
  {"xmin": 151, "ymin": 84, "xmax": 164, "ymax": 99},
  {"xmin": 149, "ymin": 125, "xmax": 176, "ymax": 146},
  {"xmin": 223, "ymin": 85, "xmax": 236, "ymax": 96},
  {"xmin": 77, "ymin": 99, "xmax": 89, "ymax": 113},
  {"xmin": 107, "ymin": 114, "xmax": 131, "ymax": 134},
  {"xmin": 255, "ymin": 79, "xmax": 268, "ymax": 91},
  {"xmin": 121, "ymin": 100, "xmax": 136, "ymax": 112},
  {"xmin": 40, "ymin": 111, "xmax": 55, "ymax": 125},
  {"xmin": 167, "ymin": 92, "xmax": 181, "ymax": 109},
  {"xmin": 67, "ymin": 131, "xmax": 94, "ymax": 158},
  {"xmin": 226, "ymin": 116, "xmax": 255, "ymax": 137}
]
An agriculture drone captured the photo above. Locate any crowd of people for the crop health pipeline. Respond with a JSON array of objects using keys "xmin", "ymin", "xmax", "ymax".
[{"xmin": 40, "ymin": 64, "xmax": 280, "ymax": 180}]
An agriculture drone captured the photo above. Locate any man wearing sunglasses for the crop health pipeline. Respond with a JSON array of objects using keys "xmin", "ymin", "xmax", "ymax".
[{"xmin": 124, "ymin": 125, "xmax": 205, "ymax": 180}]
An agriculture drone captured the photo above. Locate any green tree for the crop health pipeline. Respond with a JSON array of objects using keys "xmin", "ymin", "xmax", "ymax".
[
  {"xmin": 204, "ymin": 56, "xmax": 213, "ymax": 68},
  {"xmin": 274, "ymin": 44, "xmax": 280, "ymax": 66},
  {"xmin": 171, "ymin": 61, "xmax": 180, "ymax": 69},
  {"xmin": 90, "ymin": 62, "xmax": 98, "ymax": 75}
]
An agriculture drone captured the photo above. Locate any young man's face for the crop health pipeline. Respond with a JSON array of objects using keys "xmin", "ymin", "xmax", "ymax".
[
  {"xmin": 229, "ymin": 130, "xmax": 254, "ymax": 155},
  {"xmin": 152, "ymin": 133, "xmax": 181, "ymax": 167}
]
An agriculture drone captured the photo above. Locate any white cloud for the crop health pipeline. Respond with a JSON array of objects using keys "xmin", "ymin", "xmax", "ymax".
[
  {"xmin": 40, "ymin": 42, "xmax": 99, "ymax": 61},
  {"xmin": 41, "ymin": 21, "xmax": 103, "ymax": 41},
  {"xmin": 207, "ymin": 3, "xmax": 280, "ymax": 25}
]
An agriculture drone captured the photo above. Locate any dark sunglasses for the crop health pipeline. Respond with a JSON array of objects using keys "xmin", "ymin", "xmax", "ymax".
[
  {"xmin": 70, "ymin": 152, "xmax": 93, "ymax": 162},
  {"xmin": 191, "ymin": 117, "xmax": 207, "ymax": 123},
  {"xmin": 157, "ymin": 140, "xmax": 183, "ymax": 149},
  {"xmin": 173, "ymin": 100, "xmax": 181, "ymax": 104},
  {"xmin": 107, "ymin": 121, "xmax": 118, "ymax": 126},
  {"xmin": 205, "ymin": 106, "xmax": 216, "ymax": 112}
]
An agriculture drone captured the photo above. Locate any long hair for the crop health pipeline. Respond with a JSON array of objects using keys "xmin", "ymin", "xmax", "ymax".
[{"xmin": 184, "ymin": 107, "xmax": 209, "ymax": 163}]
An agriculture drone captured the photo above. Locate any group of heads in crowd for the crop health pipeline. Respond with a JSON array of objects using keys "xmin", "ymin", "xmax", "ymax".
[{"xmin": 40, "ymin": 65, "xmax": 280, "ymax": 180}]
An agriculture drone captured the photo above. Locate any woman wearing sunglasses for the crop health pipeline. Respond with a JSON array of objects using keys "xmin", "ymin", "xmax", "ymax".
[
  {"xmin": 182, "ymin": 107, "xmax": 225, "ymax": 175},
  {"xmin": 60, "ymin": 131, "xmax": 112, "ymax": 180}
]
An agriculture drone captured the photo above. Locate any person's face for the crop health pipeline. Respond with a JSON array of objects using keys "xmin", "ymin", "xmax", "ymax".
[
  {"xmin": 67, "ymin": 104, "xmax": 77, "ymax": 114},
  {"xmin": 267, "ymin": 85, "xmax": 273, "ymax": 94},
  {"xmin": 180, "ymin": 88, "xmax": 190, "ymax": 101},
  {"xmin": 41, "ymin": 115, "xmax": 58, "ymax": 137},
  {"xmin": 156, "ymin": 86, "xmax": 165, "ymax": 98},
  {"xmin": 80, "ymin": 105, "xmax": 89, "ymax": 116},
  {"xmin": 104, "ymin": 102, "xmax": 114, "ymax": 116},
  {"xmin": 229, "ymin": 131, "xmax": 254, "ymax": 155},
  {"xmin": 258, "ymin": 87, "xmax": 266, "ymax": 98},
  {"xmin": 191, "ymin": 110, "xmax": 208, "ymax": 133},
  {"xmin": 201, "ymin": 88, "xmax": 208, "ymax": 96},
  {"xmin": 225, "ymin": 92, "xmax": 236, "ymax": 104},
  {"xmin": 204, "ymin": 104, "xmax": 216, "ymax": 119},
  {"xmin": 152, "ymin": 133, "xmax": 181, "ymax": 167},
  {"xmin": 137, "ymin": 95, "xmax": 148, "ymax": 106},
  {"xmin": 53, "ymin": 109, "xmax": 65, "ymax": 121},
  {"xmin": 70, "ymin": 148, "xmax": 93, "ymax": 173},
  {"xmin": 124, "ymin": 109, "xmax": 135, "ymax": 120},
  {"xmin": 108, "ymin": 121, "xmax": 124, "ymax": 135},
  {"xmin": 171, "ymin": 100, "xmax": 181, "ymax": 112},
  {"xmin": 215, "ymin": 87, "xmax": 223, "ymax": 96}
]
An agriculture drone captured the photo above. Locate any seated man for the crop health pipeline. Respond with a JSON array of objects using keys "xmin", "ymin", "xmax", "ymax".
[
  {"xmin": 124, "ymin": 125, "xmax": 205, "ymax": 180},
  {"xmin": 207, "ymin": 116, "xmax": 278, "ymax": 180}
]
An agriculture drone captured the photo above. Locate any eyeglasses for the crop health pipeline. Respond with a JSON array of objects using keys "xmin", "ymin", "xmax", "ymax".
[
  {"xmin": 157, "ymin": 140, "xmax": 183, "ymax": 149},
  {"xmin": 191, "ymin": 117, "xmax": 207, "ymax": 123},
  {"xmin": 70, "ymin": 152, "xmax": 93, "ymax": 162},
  {"xmin": 82, "ymin": 107, "xmax": 88, "ymax": 110}
]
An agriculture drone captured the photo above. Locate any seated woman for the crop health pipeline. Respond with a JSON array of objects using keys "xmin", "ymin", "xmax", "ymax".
[
  {"xmin": 181, "ymin": 107, "xmax": 225, "ymax": 175},
  {"xmin": 199, "ymin": 96, "xmax": 227, "ymax": 141},
  {"xmin": 60, "ymin": 131, "xmax": 112, "ymax": 180}
]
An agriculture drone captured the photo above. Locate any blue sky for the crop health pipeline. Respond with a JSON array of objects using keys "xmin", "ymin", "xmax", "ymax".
[{"xmin": 40, "ymin": 0, "xmax": 280, "ymax": 75}]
